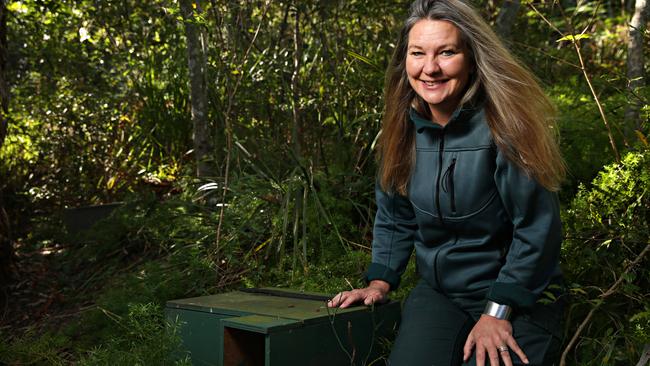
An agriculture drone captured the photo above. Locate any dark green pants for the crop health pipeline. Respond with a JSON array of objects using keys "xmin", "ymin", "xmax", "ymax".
[{"xmin": 388, "ymin": 280, "xmax": 563, "ymax": 366}]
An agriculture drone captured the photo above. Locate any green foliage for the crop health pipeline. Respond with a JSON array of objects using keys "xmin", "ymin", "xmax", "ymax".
[
  {"xmin": 40, "ymin": 199, "xmax": 218, "ymax": 360},
  {"xmin": 562, "ymin": 149, "xmax": 650, "ymax": 365},
  {"xmin": 77, "ymin": 303, "xmax": 190, "ymax": 366},
  {"xmin": 2, "ymin": 0, "xmax": 190, "ymax": 208},
  {"xmin": 1, "ymin": 175, "xmax": 392, "ymax": 362},
  {"xmin": 3, "ymin": 0, "xmax": 650, "ymax": 364},
  {"xmin": 550, "ymin": 81, "xmax": 618, "ymax": 198},
  {"xmin": 0, "ymin": 330, "xmax": 69, "ymax": 365}
]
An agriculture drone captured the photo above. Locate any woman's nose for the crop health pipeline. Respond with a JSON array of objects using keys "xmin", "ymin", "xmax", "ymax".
[{"xmin": 423, "ymin": 57, "xmax": 441, "ymax": 75}]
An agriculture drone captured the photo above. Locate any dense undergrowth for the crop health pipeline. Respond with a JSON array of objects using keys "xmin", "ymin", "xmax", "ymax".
[
  {"xmin": 0, "ymin": 171, "xmax": 419, "ymax": 365},
  {"xmin": 561, "ymin": 150, "xmax": 650, "ymax": 365},
  {"xmin": 1, "ymin": 148, "xmax": 648, "ymax": 365}
]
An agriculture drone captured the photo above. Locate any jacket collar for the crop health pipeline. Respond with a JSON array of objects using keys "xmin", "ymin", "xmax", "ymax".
[{"xmin": 409, "ymin": 104, "xmax": 479, "ymax": 133}]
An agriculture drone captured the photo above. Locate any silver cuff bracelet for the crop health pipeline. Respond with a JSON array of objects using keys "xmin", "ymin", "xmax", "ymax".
[{"xmin": 483, "ymin": 300, "xmax": 512, "ymax": 320}]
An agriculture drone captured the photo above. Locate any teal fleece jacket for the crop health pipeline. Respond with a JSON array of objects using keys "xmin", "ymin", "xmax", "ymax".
[{"xmin": 365, "ymin": 106, "xmax": 563, "ymax": 310}]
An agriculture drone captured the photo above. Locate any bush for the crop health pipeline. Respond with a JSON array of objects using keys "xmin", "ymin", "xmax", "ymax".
[
  {"xmin": 562, "ymin": 149, "xmax": 649, "ymax": 365},
  {"xmin": 77, "ymin": 303, "xmax": 190, "ymax": 366},
  {"xmin": 0, "ymin": 330, "xmax": 70, "ymax": 365}
]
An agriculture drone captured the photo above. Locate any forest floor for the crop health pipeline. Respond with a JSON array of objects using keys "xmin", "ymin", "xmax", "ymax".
[{"xmin": 1, "ymin": 241, "xmax": 83, "ymax": 339}]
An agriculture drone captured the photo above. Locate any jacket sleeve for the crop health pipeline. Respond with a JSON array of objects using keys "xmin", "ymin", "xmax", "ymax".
[
  {"xmin": 364, "ymin": 183, "xmax": 418, "ymax": 290},
  {"xmin": 486, "ymin": 149, "xmax": 563, "ymax": 309}
]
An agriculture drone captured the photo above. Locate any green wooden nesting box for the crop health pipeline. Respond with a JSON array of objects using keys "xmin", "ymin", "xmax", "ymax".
[
  {"xmin": 63, "ymin": 202, "xmax": 124, "ymax": 234},
  {"xmin": 165, "ymin": 288, "xmax": 401, "ymax": 366}
]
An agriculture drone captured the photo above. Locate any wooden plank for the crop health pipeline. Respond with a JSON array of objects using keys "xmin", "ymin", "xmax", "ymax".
[
  {"xmin": 222, "ymin": 315, "xmax": 297, "ymax": 334},
  {"xmin": 165, "ymin": 307, "xmax": 226, "ymax": 366}
]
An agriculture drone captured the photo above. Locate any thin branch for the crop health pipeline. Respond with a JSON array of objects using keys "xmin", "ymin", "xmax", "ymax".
[
  {"xmin": 512, "ymin": 41, "xmax": 581, "ymax": 69},
  {"xmin": 565, "ymin": 28, "xmax": 620, "ymax": 161},
  {"xmin": 527, "ymin": 2, "xmax": 564, "ymax": 36},
  {"xmin": 559, "ymin": 241, "xmax": 650, "ymax": 366},
  {"xmin": 528, "ymin": 1, "xmax": 621, "ymax": 162}
]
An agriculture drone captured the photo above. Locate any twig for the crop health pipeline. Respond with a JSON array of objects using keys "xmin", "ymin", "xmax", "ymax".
[
  {"xmin": 344, "ymin": 277, "xmax": 355, "ymax": 290},
  {"xmin": 347, "ymin": 320, "xmax": 357, "ymax": 364},
  {"xmin": 557, "ymin": 1, "xmax": 621, "ymax": 161},
  {"xmin": 325, "ymin": 299, "xmax": 353, "ymax": 362},
  {"xmin": 528, "ymin": 2, "xmax": 620, "ymax": 162},
  {"xmin": 345, "ymin": 240, "xmax": 371, "ymax": 251},
  {"xmin": 560, "ymin": 241, "xmax": 650, "ymax": 366},
  {"xmin": 527, "ymin": 2, "xmax": 563, "ymax": 36},
  {"xmin": 636, "ymin": 344, "xmax": 650, "ymax": 366},
  {"xmin": 512, "ymin": 41, "xmax": 581, "ymax": 69}
]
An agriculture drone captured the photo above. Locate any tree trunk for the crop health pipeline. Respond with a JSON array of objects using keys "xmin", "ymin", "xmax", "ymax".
[
  {"xmin": 625, "ymin": 0, "xmax": 647, "ymax": 134},
  {"xmin": 180, "ymin": 0, "xmax": 214, "ymax": 178},
  {"xmin": 495, "ymin": 0, "xmax": 521, "ymax": 40},
  {"xmin": 0, "ymin": 0, "xmax": 13, "ymax": 306}
]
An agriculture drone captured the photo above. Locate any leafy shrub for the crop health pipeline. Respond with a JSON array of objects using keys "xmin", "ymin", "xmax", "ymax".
[
  {"xmin": 562, "ymin": 149, "xmax": 649, "ymax": 365},
  {"xmin": 0, "ymin": 330, "xmax": 70, "ymax": 365},
  {"xmin": 57, "ymin": 198, "xmax": 219, "ymax": 352},
  {"xmin": 77, "ymin": 303, "xmax": 190, "ymax": 366}
]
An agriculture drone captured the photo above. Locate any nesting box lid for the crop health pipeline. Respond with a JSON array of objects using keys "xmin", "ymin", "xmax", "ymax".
[{"xmin": 166, "ymin": 288, "xmax": 367, "ymax": 330}]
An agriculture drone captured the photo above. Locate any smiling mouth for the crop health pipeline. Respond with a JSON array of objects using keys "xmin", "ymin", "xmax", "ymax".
[{"xmin": 421, "ymin": 79, "xmax": 447, "ymax": 86}]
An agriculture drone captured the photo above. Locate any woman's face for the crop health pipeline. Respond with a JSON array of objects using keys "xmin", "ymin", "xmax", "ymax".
[{"xmin": 405, "ymin": 19, "xmax": 472, "ymax": 124}]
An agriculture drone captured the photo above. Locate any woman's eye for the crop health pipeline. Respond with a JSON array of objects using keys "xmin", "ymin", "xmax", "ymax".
[
  {"xmin": 410, "ymin": 51, "xmax": 424, "ymax": 56},
  {"xmin": 441, "ymin": 50, "xmax": 456, "ymax": 56}
]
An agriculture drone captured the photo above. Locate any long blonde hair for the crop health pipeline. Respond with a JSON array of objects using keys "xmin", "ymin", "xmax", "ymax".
[{"xmin": 378, "ymin": 0, "xmax": 565, "ymax": 195}]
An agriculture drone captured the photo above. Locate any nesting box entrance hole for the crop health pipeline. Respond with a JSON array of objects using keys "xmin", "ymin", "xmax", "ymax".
[{"xmin": 223, "ymin": 327, "xmax": 264, "ymax": 366}]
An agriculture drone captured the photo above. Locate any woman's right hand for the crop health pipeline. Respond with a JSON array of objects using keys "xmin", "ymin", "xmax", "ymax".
[{"xmin": 327, "ymin": 280, "xmax": 390, "ymax": 308}]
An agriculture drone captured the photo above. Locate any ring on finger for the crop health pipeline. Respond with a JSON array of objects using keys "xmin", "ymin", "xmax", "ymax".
[{"xmin": 497, "ymin": 345, "xmax": 509, "ymax": 353}]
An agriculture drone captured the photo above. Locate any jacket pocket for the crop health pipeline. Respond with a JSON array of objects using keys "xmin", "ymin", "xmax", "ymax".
[
  {"xmin": 443, "ymin": 150, "xmax": 498, "ymax": 220},
  {"xmin": 442, "ymin": 158, "xmax": 457, "ymax": 214}
]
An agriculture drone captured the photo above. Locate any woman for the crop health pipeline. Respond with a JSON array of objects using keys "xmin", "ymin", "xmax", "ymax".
[{"xmin": 328, "ymin": 1, "xmax": 566, "ymax": 365}]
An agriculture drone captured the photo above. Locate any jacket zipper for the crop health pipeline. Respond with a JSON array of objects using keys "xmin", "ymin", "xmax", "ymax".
[
  {"xmin": 448, "ymin": 158, "xmax": 457, "ymax": 214},
  {"xmin": 434, "ymin": 129, "xmax": 447, "ymax": 292},
  {"xmin": 435, "ymin": 130, "xmax": 445, "ymax": 225}
]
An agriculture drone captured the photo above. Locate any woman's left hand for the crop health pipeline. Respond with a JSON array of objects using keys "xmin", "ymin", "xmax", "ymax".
[{"xmin": 463, "ymin": 315, "xmax": 529, "ymax": 366}]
